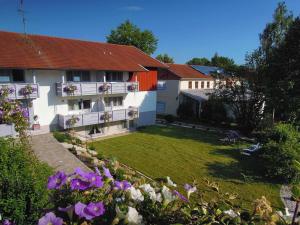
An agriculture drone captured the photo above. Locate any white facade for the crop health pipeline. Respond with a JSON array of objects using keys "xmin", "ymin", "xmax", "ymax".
[
  {"xmin": 3, "ymin": 69, "xmax": 156, "ymax": 133},
  {"xmin": 157, "ymin": 78, "xmax": 214, "ymax": 116}
]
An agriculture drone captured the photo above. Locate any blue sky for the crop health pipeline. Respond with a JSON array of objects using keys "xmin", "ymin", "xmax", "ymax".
[{"xmin": 0, "ymin": 0, "xmax": 299, "ymax": 64}]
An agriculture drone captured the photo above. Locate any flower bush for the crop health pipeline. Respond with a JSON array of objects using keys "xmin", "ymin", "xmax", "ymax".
[
  {"xmin": 20, "ymin": 84, "xmax": 37, "ymax": 96},
  {"xmin": 101, "ymin": 112, "xmax": 112, "ymax": 122},
  {"xmin": 38, "ymin": 163, "xmax": 284, "ymax": 225},
  {"xmin": 99, "ymin": 83, "xmax": 111, "ymax": 93},
  {"xmin": 0, "ymin": 86, "xmax": 14, "ymax": 97},
  {"xmin": 64, "ymin": 85, "xmax": 78, "ymax": 94},
  {"xmin": 128, "ymin": 83, "xmax": 138, "ymax": 92}
]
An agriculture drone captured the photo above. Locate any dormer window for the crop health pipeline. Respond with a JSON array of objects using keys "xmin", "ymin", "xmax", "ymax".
[
  {"xmin": 0, "ymin": 69, "xmax": 25, "ymax": 83},
  {"xmin": 66, "ymin": 70, "xmax": 90, "ymax": 82}
]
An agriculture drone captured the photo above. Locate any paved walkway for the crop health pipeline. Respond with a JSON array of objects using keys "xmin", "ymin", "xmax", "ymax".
[{"xmin": 30, "ymin": 133, "xmax": 91, "ymax": 174}]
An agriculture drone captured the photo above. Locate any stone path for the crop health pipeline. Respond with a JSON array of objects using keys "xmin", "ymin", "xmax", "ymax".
[
  {"xmin": 280, "ymin": 185, "xmax": 296, "ymax": 217},
  {"xmin": 30, "ymin": 133, "xmax": 91, "ymax": 174}
]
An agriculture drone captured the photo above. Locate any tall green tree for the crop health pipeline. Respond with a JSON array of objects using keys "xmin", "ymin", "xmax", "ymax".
[
  {"xmin": 186, "ymin": 57, "xmax": 210, "ymax": 65},
  {"xmin": 106, "ymin": 20, "xmax": 158, "ymax": 55},
  {"xmin": 246, "ymin": 2, "xmax": 294, "ymax": 122},
  {"xmin": 156, "ymin": 54, "xmax": 174, "ymax": 63}
]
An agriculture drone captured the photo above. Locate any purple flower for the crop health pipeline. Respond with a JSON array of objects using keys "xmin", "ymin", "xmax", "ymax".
[
  {"xmin": 70, "ymin": 178, "xmax": 90, "ymax": 191},
  {"xmin": 21, "ymin": 109, "xmax": 29, "ymax": 118},
  {"xmin": 2, "ymin": 220, "xmax": 13, "ymax": 225},
  {"xmin": 47, "ymin": 171, "xmax": 67, "ymax": 190},
  {"xmin": 85, "ymin": 172, "xmax": 103, "ymax": 188},
  {"xmin": 114, "ymin": 180, "xmax": 131, "ymax": 191},
  {"xmin": 38, "ymin": 212, "xmax": 63, "ymax": 225},
  {"xmin": 75, "ymin": 202, "xmax": 105, "ymax": 220},
  {"xmin": 103, "ymin": 166, "xmax": 113, "ymax": 179},
  {"xmin": 74, "ymin": 168, "xmax": 103, "ymax": 188},
  {"xmin": 173, "ymin": 190, "xmax": 188, "ymax": 202},
  {"xmin": 184, "ymin": 184, "xmax": 192, "ymax": 191}
]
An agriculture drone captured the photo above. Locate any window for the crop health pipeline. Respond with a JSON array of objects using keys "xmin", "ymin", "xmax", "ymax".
[
  {"xmin": 207, "ymin": 81, "xmax": 210, "ymax": 88},
  {"xmin": 104, "ymin": 97, "xmax": 123, "ymax": 107},
  {"xmin": 157, "ymin": 101, "xmax": 166, "ymax": 113},
  {"xmin": 201, "ymin": 81, "xmax": 204, "ymax": 88},
  {"xmin": 66, "ymin": 71, "xmax": 90, "ymax": 82},
  {"xmin": 195, "ymin": 81, "xmax": 198, "ymax": 89},
  {"xmin": 188, "ymin": 81, "xmax": 192, "ymax": 89},
  {"xmin": 12, "ymin": 70, "xmax": 25, "ymax": 82},
  {"xmin": 106, "ymin": 72, "xmax": 123, "ymax": 82},
  {"xmin": 0, "ymin": 70, "xmax": 11, "ymax": 83},
  {"xmin": 68, "ymin": 99, "xmax": 91, "ymax": 111},
  {"xmin": 157, "ymin": 81, "xmax": 167, "ymax": 90},
  {"xmin": 0, "ymin": 69, "xmax": 25, "ymax": 83}
]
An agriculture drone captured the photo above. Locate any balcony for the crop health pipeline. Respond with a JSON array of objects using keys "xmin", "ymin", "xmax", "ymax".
[
  {"xmin": 58, "ymin": 107, "xmax": 139, "ymax": 129},
  {"xmin": 56, "ymin": 82, "xmax": 139, "ymax": 97},
  {"xmin": 0, "ymin": 83, "xmax": 39, "ymax": 99}
]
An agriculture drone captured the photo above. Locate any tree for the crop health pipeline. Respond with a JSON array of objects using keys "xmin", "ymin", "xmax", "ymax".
[
  {"xmin": 210, "ymin": 53, "xmax": 237, "ymax": 72},
  {"xmin": 245, "ymin": 2, "xmax": 294, "ymax": 123},
  {"xmin": 186, "ymin": 57, "xmax": 210, "ymax": 65},
  {"xmin": 156, "ymin": 54, "xmax": 174, "ymax": 63},
  {"xmin": 212, "ymin": 75, "xmax": 265, "ymax": 133},
  {"xmin": 106, "ymin": 20, "xmax": 158, "ymax": 55}
]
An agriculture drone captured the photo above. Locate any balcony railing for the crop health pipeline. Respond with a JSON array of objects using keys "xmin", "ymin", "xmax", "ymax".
[
  {"xmin": 58, "ymin": 107, "xmax": 139, "ymax": 129},
  {"xmin": 56, "ymin": 82, "xmax": 139, "ymax": 97},
  {"xmin": 0, "ymin": 83, "xmax": 39, "ymax": 99}
]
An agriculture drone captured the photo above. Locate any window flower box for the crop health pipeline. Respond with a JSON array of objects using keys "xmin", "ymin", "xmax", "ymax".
[
  {"xmin": 99, "ymin": 83, "xmax": 111, "ymax": 93},
  {"xmin": 63, "ymin": 85, "xmax": 78, "ymax": 94},
  {"xmin": 128, "ymin": 83, "xmax": 138, "ymax": 92},
  {"xmin": 20, "ymin": 85, "xmax": 37, "ymax": 96},
  {"xmin": 0, "ymin": 86, "xmax": 14, "ymax": 97}
]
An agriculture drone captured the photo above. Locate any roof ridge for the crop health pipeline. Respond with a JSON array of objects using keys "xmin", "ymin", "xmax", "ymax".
[{"xmin": 0, "ymin": 30, "xmax": 138, "ymax": 48}]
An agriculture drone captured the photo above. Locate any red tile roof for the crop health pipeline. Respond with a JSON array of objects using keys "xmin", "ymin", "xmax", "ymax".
[
  {"xmin": 0, "ymin": 31, "xmax": 166, "ymax": 71},
  {"xmin": 165, "ymin": 64, "xmax": 213, "ymax": 79}
]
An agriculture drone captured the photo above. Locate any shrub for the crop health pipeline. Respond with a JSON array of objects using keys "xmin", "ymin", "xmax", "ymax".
[
  {"xmin": 53, "ymin": 131, "xmax": 71, "ymax": 143},
  {"xmin": 164, "ymin": 114, "xmax": 175, "ymax": 123},
  {"xmin": 201, "ymin": 97, "xmax": 228, "ymax": 123},
  {"xmin": 177, "ymin": 103, "xmax": 194, "ymax": 119},
  {"xmin": 37, "ymin": 165, "xmax": 285, "ymax": 225},
  {"xmin": 0, "ymin": 138, "xmax": 52, "ymax": 224},
  {"xmin": 259, "ymin": 123, "xmax": 300, "ymax": 183}
]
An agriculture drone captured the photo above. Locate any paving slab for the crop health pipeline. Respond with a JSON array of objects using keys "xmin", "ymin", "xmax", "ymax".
[{"xmin": 30, "ymin": 133, "xmax": 91, "ymax": 174}]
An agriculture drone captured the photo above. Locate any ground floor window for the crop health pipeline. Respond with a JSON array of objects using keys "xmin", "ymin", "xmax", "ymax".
[
  {"xmin": 68, "ymin": 99, "xmax": 91, "ymax": 111},
  {"xmin": 157, "ymin": 101, "xmax": 166, "ymax": 113}
]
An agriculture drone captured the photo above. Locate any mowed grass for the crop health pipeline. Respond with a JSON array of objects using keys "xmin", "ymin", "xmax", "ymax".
[{"xmin": 92, "ymin": 125, "xmax": 282, "ymax": 210}]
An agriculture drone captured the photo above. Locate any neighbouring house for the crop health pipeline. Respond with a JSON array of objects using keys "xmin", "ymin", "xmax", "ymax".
[
  {"xmin": 157, "ymin": 64, "xmax": 214, "ymax": 117},
  {"xmin": 0, "ymin": 31, "xmax": 167, "ymax": 137}
]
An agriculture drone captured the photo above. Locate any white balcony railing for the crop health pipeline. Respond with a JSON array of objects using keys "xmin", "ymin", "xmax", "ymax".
[
  {"xmin": 0, "ymin": 83, "xmax": 39, "ymax": 99},
  {"xmin": 56, "ymin": 82, "xmax": 139, "ymax": 97},
  {"xmin": 58, "ymin": 107, "xmax": 139, "ymax": 129}
]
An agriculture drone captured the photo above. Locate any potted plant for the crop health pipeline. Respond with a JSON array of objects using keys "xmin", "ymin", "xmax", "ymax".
[
  {"xmin": 20, "ymin": 85, "xmax": 37, "ymax": 96},
  {"xmin": 63, "ymin": 84, "xmax": 78, "ymax": 95},
  {"xmin": 128, "ymin": 83, "xmax": 138, "ymax": 92},
  {"xmin": 101, "ymin": 112, "xmax": 112, "ymax": 122},
  {"xmin": 99, "ymin": 83, "xmax": 111, "ymax": 93},
  {"xmin": 32, "ymin": 115, "xmax": 40, "ymax": 130}
]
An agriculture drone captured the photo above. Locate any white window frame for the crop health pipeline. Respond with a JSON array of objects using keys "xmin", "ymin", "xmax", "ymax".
[{"xmin": 157, "ymin": 81, "xmax": 167, "ymax": 90}]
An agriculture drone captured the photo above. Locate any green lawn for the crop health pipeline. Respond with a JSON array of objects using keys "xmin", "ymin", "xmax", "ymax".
[{"xmin": 92, "ymin": 125, "xmax": 282, "ymax": 210}]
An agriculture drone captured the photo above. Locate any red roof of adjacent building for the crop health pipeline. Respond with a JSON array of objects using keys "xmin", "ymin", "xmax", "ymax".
[
  {"xmin": 0, "ymin": 31, "xmax": 166, "ymax": 71},
  {"xmin": 158, "ymin": 64, "xmax": 213, "ymax": 80}
]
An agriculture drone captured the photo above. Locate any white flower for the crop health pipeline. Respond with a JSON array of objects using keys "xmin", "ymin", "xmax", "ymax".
[
  {"xmin": 224, "ymin": 209, "xmax": 238, "ymax": 218},
  {"xmin": 129, "ymin": 186, "xmax": 144, "ymax": 202},
  {"xmin": 166, "ymin": 176, "xmax": 177, "ymax": 187},
  {"xmin": 156, "ymin": 192, "xmax": 162, "ymax": 203},
  {"xmin": 161, "ymin": 185, "xmax": 176, "ymax": 205},
  {"xmin": 125, "ymin": 207, "xmax": 143, "ymax": 225},
  {"xmin": 139, "ymin": 184, "xmax": 159, "ymax": 202},
  {"xmin": 187, "ymin": 186, "xmax": 197, "ymax": 199}
]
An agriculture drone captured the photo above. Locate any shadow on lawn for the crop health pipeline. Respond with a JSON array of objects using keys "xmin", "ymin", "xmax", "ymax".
[
  {"xmin": 138, "ymin": 125, "xmax": 222, "ymax": 145},
  {"xmin": 206, "ymin": 148, "xmax": 278, "ymax": 185}
]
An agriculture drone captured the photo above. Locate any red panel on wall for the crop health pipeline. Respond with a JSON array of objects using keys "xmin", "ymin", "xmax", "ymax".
[{"xmin": 130, "ymin": 69, "xmax": 157, "ymax": 91}]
